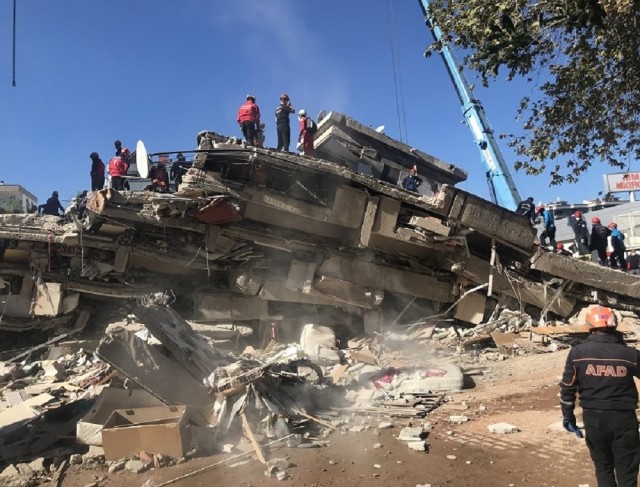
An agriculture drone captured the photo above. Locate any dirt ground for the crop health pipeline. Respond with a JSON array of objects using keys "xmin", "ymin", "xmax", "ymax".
[{"xmin": 45, "ymin": 349, "xmax": 606, "ymax": 487}]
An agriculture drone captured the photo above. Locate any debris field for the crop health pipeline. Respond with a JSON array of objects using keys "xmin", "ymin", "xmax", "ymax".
[{"xmin": 0, "ymin": 112, "xmax": 638, "ymax": 486}]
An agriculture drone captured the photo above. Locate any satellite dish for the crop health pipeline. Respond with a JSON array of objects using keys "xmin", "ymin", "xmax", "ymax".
[
  {"xmin": 375, "ymin": 125, "xmax": 385, "ymax": 133},
  {"xmin": 136, "ymin": 140, "xmax": 149, "ymax": 178}
]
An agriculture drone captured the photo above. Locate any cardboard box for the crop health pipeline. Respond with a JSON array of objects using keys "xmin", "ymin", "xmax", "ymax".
[
  {"xmin": 101, "ymin": 406, "xmax": 189, "ymax": 460},
  {"xmin": 76, "ymin": 388, "xmax": 164, "ymax": 446}
]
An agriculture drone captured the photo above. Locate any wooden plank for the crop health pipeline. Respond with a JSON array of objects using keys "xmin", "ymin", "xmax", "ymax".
[
  {"xmin": 293, "ymin": 409, "xmax": 338, "ymax": 430},
  {"xmin": 240, "ymin": 412, "xmax": 266, "ymax": 464},
  {"xmin": 347, "ymin": 350, "xmax": 377, "ymax": 365},
  {"xmin": 331, "ymin": 364, "xmax": 349, "ymax": 384},
  {"xmin": 530, "ymin": 325, "xmax": 589, "ymax": 335}
]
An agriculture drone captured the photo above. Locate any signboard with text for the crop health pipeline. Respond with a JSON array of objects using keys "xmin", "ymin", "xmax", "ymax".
[{"xmin": 604, "ymin": 172, "xmax": 640, "ymax": 193}]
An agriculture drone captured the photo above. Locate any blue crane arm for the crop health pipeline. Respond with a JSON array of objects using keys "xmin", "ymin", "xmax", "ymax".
[{"xmin": 418, "ymin": 0, "xmax": 522, "ymax": 210}]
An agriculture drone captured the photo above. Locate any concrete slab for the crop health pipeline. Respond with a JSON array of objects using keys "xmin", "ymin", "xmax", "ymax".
[{"xmin": 531, "ymin": 250, "xmax": 640, "ymax": 299}]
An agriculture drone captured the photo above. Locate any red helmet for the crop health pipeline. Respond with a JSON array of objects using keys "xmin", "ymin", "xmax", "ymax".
[
  {"xmin": 574, "ymin": 211, "xmax": 582, "ymax": 218},
  {"xmin": 591, "ymin": 217, "xmax": 601, "ymax": 224},
  {"xmin": 585, "ymin": 305, "xmax": 616, "ymax": 330},
  {"xmin": 556, "ymin": 242, "xmax": 565, "ymax": 250},
  {"xmin": 121, "ymin": 148, "xmax": 130, "ymax": 157},
  {"xmin": 535, "ymin": 205, "xmax": 544, "ymax": 213},
  {"xmin": 608, "ymin": 222, "xmax": 617, "ymax": 229}
]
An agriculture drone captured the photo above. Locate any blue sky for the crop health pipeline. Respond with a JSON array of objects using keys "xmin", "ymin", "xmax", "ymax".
[{"xmin": 0, "ymin": 0, "xmax": 614, "ymax": 206}]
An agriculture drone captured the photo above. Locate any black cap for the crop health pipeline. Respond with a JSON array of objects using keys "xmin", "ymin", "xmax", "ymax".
[{"xmin": 90, "ymin": 152, "xmax": 99, "ymax": 159}]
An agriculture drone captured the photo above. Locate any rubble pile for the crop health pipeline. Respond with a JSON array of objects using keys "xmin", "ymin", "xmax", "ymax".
[{"xmin": 1, "ymin": 112, "xmax": 640, "ymax": 482}]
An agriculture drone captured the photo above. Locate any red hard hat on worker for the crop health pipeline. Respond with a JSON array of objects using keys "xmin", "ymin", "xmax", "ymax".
[
  {"xmin": 608, "ymin": 222, "xmax": 617, "ymax": 229},
  {"xmin": 556, "ymin": 242, "xmax": 565, "ymax": 250},
  {"xmin": 591, "ymin": 216, "xmax": 601, "ymax": 224},
  {"xmin": 585, "ymin": 305, "xmax": 617, "ymax": 330}
]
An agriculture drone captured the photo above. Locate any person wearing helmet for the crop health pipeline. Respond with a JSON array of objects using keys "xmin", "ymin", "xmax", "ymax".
[
  {"xmin": 589, "ymin": 216, "xmax": 611, "ymax": 266},
  {"xmin": 559, "ymin": 305, "xmax": 640, "ymax": 486},
  {"xmin": 536, "ymin": 205, "xmax": 557, "ymax": 251},
  {"xmin": 108, "ymin": 148, "xmax": 130, "ymax": 191},
  {"xmin": 515, "ymin": 197, "xmax": 535, "ymax": 225},
  {"xmin": 298, "ymin": 109, "xmax": 316, "ymax": 156},
  {"xmin": 114, "ymin": 139, "xmax": 122, "ymax": 157},
  {"xmin": 556, "ymin": 242, "xmax": 572, "ymax": 256},
  {"xmin": 568, "ymin": 210, "xmax": 590, "ymax": 254},
  {"xmin": 275, "ymin": 93, "xmax": 295, "ymax": 152},
  {"xmin": 89, "ymin": 152, "xmax": 105, "ymax": 191},
  {"xmin": 38, "ymin": 190, "xmax": 65, "ymax": 216},
  {"xmin": 237, "ymin": 94, "xmax": 261, "ymax": 146},
  {"xmin": 608, "ymin": 222, "xmax": 627, "ymax": 271}
]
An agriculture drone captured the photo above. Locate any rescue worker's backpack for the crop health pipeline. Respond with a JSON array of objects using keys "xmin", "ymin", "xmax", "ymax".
[{"xmin": 306, "ymin": 117, "xmax": 317, "ymax": 135}]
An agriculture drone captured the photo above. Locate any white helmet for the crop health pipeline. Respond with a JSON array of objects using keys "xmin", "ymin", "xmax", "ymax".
[{"xmin": 298, "ymin": 109, "xmax": 306, "ymax": 116}]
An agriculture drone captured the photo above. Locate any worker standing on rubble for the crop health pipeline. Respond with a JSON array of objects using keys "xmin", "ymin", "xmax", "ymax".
[
  {"xmin": 89, "ymin": 152, "xmax": 105, "ymax": 191},
  {"xmin": 237, "ymin": 94, "xmax": 261, "ymax": 146},
  {"xmin": 536, "ymin": 205, "xmax": 557, "ymax": 251},
  {"xmin": 559, "ymin": 305, "xmax": 640, "ymax": 487},
  {"xmin": 589, "ymin": 217, "xmax": 611, "ymax": 266},
  {"xmin": 38, "ymin": 191, "xmax": 65, "ymax": 216},
  {"xmin": 401, "ymin": 165, "xmax": 423, "ymax": 192},
  {"xmin": 298, "ymin": 109, "xmax": 316, "ymax": 157},
  {"xmin": 108, "ymin": 148, "xmax": 130, "ymax": 191},
  {"xmin": 568, "ymin": 211, "xmax": 590, "ymax": 254},
  {"xmin": 275, "ymin": 93, "xmax": 295, "ymax": 152},
  {"xmin": 515, "ymin": 197, "xmax": 535, "ymax": 224},
  {"xmin": 609, "ymin": 222, "xmax": 627, "ymax": 271}
]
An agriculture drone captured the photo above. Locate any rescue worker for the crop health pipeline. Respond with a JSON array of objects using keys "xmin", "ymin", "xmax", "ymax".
[
  {"xmin": 297, "ymin": 109, "xmax": 315, "ymax": 157},
  {"xmin": 560, "ymin": 305, "xmax": 640, "ymax": 487},
  {"xmin": 89, "ymin": 152, "xmax": 105, "ymax": 191},
  {"xmin": 275, "ymin": 93, "xmax": 295, "ymax": 152},
  {"xmin": 38, "ymin": 191, "xmax": 65, "ymax": 216},
  {"xmin": 144, "ymin": 162, "xmax": 170, "ymax": 193},
  {"xmin": 537, "ymin": 205, "xmax": 557, "ymax": 250},
  {"xmin": 237, "ymin": 94, "xmax": 261, "ymax": 146},
  {"xmin": 515, "ymin": 197, "xmax": 535, "ymax": 224},
  {"xmin": 108, "ymin": 148, "xmax": 130, "ymax": 191},
  {"xmin": 609, "ymin": 222, "xmax": 627, "ymax": 271},
  {"xmin": 589, "ymin": 217, "xmax": 611, "ymax": 266},
  {"xmin": 568, "ymin": 210, "xmax": 590, "ymax": 254},
  {"xmin": 114, "ymin": 139, "xmax": 122, "ymax": 156},
  {"xmin": 401, "ymin": 165, "xmax": 423, "ymax": 192},
  {"xmin": 556, "ymin": 242, "xmax": 572, "ymax": 256},
  {"xmin": 170, "ymin": 153, "xmax": 187, "ymax": 187}
]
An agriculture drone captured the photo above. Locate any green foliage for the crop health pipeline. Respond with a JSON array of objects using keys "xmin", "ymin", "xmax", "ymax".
[
  {"xmin": 426, "ymin": 0, "xmax": 640, "ymax": 185},
  {"xmin": 0, "ymin": 196, "xmax": 23, "ymax": 214}
]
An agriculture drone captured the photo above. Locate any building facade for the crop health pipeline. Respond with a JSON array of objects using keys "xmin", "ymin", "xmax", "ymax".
[{"xmin": 0, "ymin": 183, "xmax": 38, "ymax": 214}]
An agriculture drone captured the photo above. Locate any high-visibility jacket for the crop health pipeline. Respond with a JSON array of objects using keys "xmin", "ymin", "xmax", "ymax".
[
  {"xmin": 237, "ymin": 101, "xmax": 260, "ymax": 124},
  {"xmin": 108, "ymin": 156, "xmax": 129, "ymax": 177}
]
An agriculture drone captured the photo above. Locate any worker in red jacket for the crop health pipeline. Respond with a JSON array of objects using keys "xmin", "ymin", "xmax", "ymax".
[
  {"xmin": 298, "ymin": 109, "xmax": 316, "ymax": 157},
  {"xmin": 108, "ymin": 148, "xmax": 130, "ymax": 191},
  {"xmin": 237, "ymin": 94, "xmax": 261, "ymax": 146}
]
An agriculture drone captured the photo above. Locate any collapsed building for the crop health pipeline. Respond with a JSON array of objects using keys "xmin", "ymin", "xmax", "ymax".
[
  {"xmin": 2, "ymin": 112, "xmax": 640, "ymax": 480},
  {"xmin": 1, "ymin": 111, "xmax": 640, "ymax": 338}
]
